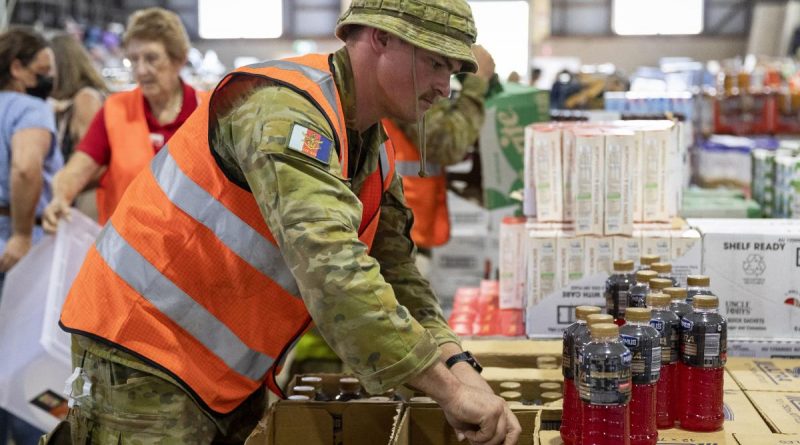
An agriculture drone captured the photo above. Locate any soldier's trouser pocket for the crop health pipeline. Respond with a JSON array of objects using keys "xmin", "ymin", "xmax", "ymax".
[{"xmin": 67, "ymin": 348, "xmax": 217, "ymax": 445}]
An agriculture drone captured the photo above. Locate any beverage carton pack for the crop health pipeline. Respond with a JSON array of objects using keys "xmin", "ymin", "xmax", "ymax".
[
  {"xmin": 499, "ymin": 217, "xmax": 527, "ymax": 309},
  {"xmin": 525, "ymin": 124, "xmax": 563, "ymax": 221},
  {"xmin": 584, "ymin": 236, "xmax": 614, "ymax": 276},
  {"xmin": 525, "ymin": 229, "xmax": 560, "ymax": 308},
  {"xmin": 557, "ymin": 231, "xmax": 585, "ymax": 289},
  {"xmin": 570, "ymin": 129, "xmax": 604, "ymax": 236},
  {"xmin": 603, "ymin": 130, "xmax": 635, "ymax": 236}
]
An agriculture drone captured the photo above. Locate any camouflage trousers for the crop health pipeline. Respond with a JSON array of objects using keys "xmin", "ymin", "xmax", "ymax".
[{"xmin": 59, "ymin": 335, "xmax": 265, "ymax": 445}]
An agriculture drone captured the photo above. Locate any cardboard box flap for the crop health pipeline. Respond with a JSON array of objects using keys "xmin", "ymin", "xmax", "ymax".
[
  {"xmin": 745, "ymin": 391, "xmax": 800, "ymax": 434},
  {"xmin": 727, "ymin": 358, "xmax": 800, "ymax": 391},
  {"xmin": 462, "ymin": 339, "xmax": 562, "ymax": 368},
  {"xmin": 734, "ymin": 433, "xmax": 800, "ymax": 444}
]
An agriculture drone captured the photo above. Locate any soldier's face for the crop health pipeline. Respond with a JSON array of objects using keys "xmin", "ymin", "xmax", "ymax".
[{"xmin": 378, "ymin": 37, "xmax": 458, "ymax": 122}]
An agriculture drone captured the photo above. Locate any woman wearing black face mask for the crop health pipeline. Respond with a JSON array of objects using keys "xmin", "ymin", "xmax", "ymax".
[{"xmin": 0, "ymin": 27, "xmax": 62, "ymax": 445}]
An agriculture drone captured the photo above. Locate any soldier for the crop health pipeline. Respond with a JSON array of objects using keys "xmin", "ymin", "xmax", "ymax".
[
  {"xmin": 54, "ymin": 1, "xmax": 521, "ymax": 445},
  {"xmin": 384, "ymin": 45, "xmax": 495, "ymax": 252}
]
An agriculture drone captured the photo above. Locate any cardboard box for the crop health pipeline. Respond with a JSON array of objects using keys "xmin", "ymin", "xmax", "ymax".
[
  {"xmin": 726, "ymin": 357, "xmax": 800, "ymax": 392},
  {"xmin": 728, "ymin": 338, "xmax": 800, "ymax": 359},
  {"xmin": 689, "ymin": 218, "xmax": 800, "ymax": 338},
  {"xmin": 244, "ymin": 400, "xmax": 403, "ymax": 445},
  {"xmin": 745, "ymin": 391, "xmax": 800, "ymax": 434},
  {"xmin": 500, "ymin": 217, "xmax": 528, "ymax": 309},
  {"xmin": 462, "ymin": 339, "xmax": 561, "ymax": 368},
  {"xmin": 585, "ymin": 236, "xmax": 613, "ymax": 277},
  {"xmin": 391, "ymin": 403, "xmax": 538, "ymax": 445},
  {"xmin": 526, "ymin": 229, "xmax": 560, "ymax": 307},
  {"xmin": 557, "ymin": 232, "xmax": 585, "ymax": 289},
  {"xmin": 734, "ymin": 433, "xmax": 800, "ymax": 444},
  {"xmin": 603, "ymin": 131, "xmax": 635, "ymax": 236},
  {"xmin": 525, "ymin": 124, "xmax": 564, "ymax": 221},
  {"xmin": 641, "ymin": 229, "xmax": 672, "ymax": 262},
  {"xmin": 613, "ymin": 234, "xmax": 643, "ymax": 263},
  {"xmin": 525, "ymin": 273, "xmax": 608, "ymax": 338},
  {"xmin": 654, "ymin": 387, "xmax": 771, "ymax": 435},
  {"xmin": 671, "ymin": 228, "xmax": 702, "ymax": 286},
  {"xmin": 571, "ymin": 130, "xmax": 605, "ymax": 236},
  {"xmin": 480, "ymin": 87, "xmax": 550, "ymax": 210}
]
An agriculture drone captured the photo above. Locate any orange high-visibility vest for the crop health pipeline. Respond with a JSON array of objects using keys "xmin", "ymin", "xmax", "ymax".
[
  {"xmin": 60, "ymin": 54, "xmax": 396, "ymax": 415},
  {"xmin": 97, "ymin": 87, "xmax": 210, "ymax": 225},
  {"xmin": 383, "ymin": 119, "xmax": 449, "ymax": 248}
]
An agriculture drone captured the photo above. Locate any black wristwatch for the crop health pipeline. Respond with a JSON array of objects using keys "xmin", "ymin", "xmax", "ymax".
[{"xmin": 445, "ymin": 351, "xmax": 483, "ymax": 374}]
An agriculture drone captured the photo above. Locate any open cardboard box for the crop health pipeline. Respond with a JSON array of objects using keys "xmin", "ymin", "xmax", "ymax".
[
  {"xmin": 245, "ymin": 400, "xmax": 403, "ymax": 445},
  {"xmin": 390, "ymin": 402, "xmax": 538, "ymax": 445},
  {"xmin": 482, "ymin": 367, "xmax": 563, "ymax": 403},
  {"xmin": 461, "ymin": 339, "xmax": 562, "ymax": 368}
]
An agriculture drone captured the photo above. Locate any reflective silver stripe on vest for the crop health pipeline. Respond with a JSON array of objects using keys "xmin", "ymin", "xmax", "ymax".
[
  {"xmin": 379, "ymin": 143, "xmax": 390, "ymax": 182},
  {"xmin": 246, "ymin": 60, "xmax": 338, "ymax": 125},
  {"xmin": 95, "ymin": 223, "xmax": 275, "ymax": 381},
  {"xmin": 394, "ymin": 160, "xmax": 442, "ymax": 178},
  {"xmin": 150, "ymin": 149, "xmax": 301, "ymax": 297}
]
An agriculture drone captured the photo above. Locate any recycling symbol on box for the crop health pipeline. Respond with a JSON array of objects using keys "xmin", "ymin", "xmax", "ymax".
[{"xmin": 742, "ymin": 254, "xmax": 766, "ymax": 276}]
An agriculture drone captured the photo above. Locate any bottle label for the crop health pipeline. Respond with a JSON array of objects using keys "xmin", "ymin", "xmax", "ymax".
[
  {"xmin": 562, "ymin": 331, "xmax": 574, "ymax": 379},
  {"xmin": 604, "ymin": 282, "xmax": 629, "ymax": 319},
  {"xmin": 578, "ymin": 349, "xmax": 632, "ymax": 405},
  {"xmin": 629, "ymin": 289, "xmax": 647, "ymax": 308},
  {"xmin": 681, "ymin": 318, "xmax": 727, "ymax": 368},
  {"xmin": 650, "ymin": 317, "xmax": 679, "ymax": 363},
  {"xmin": 621, "ymin": 333, "xmax": 661, "ymax": 384}
]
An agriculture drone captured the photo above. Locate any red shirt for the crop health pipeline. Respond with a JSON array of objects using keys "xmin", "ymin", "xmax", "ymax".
[{"xmin": 77, "ymin": 81, "xmax": 198, "ymax": 166}]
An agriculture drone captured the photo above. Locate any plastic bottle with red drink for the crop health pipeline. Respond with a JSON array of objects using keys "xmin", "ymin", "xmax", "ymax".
[
  {"xmin": 686, "ymin": 275, "xmax": 714, "ymax": 304},
  {"xmin": 570, "ymin": 313, "xmax": 615, "ymax": 443},
  {"xmin": 678, "ymin": 295, "xmax": 727, "ymax": 432},
  {"xmin": 620, "ymin": 308, "xmax": 661, "ymax": 445},
  {"xmin": 561, "ymin": 305, "xmax": 602, "ymax": 445},
  {"xmin": 665, "ymin": 287, "xmax": 692, "ymax": 322},
  {"xmin": 637, "ymin": 254, "xmax": 660, "ymax": 272},
  {"xmin": 605, "ymin": 260, "xmax": 635, "ymax": 326},
  {"xmin": 650, "ymin": 262, "xmax": 680, "ymax": 287},
  {"xmin": 579, "ymin": 323, "xmax": 632, "ymax": 445},
  {"xmin": 628, "ymin": 270, "xmax": 658, "ymax": 311},
  {"xmin": 647, "ymin": 292, "xmax": 680, "ymax": 429}
]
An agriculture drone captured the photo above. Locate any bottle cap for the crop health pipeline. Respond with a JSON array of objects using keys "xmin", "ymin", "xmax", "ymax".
[
  {"xmin": 687, "ymin": 275, "xmax": 710, "ymax": 286},
  {"xmin": 576, "ymin": 306, "xmax": 602, "ymax": 321},
  {"xmin": 693, "ymin": 295, "xmax": 719, "ymax": 309},
  {"xmin": 664, "ymin": 287, "xmax": 688, "ymax": 299},
  {"xmin": 586, "ymin": 314, "xmax": 614, "ymax": 326},
  {"xmin": 646, "ymin": 293, "xmax": 671, "ymax": 307},
  {"xmin": 539, "ymin": 382, "xmax": 561, "ymax": 391},
  {"xmin": 590, "ymin": 323, "xmax": 619, "ymax": 338},
  {"xmin": 300, "ymin": 376, "xmax": 323, "ymax": 391},
  {"xmin": 649, "ymin": 278, "xmax": 673, "ymax": 290},
  {"xmin": 640, "ymin": 254, "xmax": 660, "ymax": 266},
  {"xmin": 339, "ymin": 377, "xmax": 361, "ymax": 393},
  {"xmin": 287, "ymin": 395, "xmax": 310, "ymax": 401},
  {"xmin": 636, "ymin": 270, "xmax": 658, "ymax": 283},
  {"xmin": 625, "ymin": 307, "xmax": 652, "ymax": 322},
  {"xmin": 368, "ymin": 396, "xmax": 392, "ymax": 401},
  {"xmin": 499, "ymin": 391, "xmax": 521, "ymax": 401},
  {"xmin": 500, "ymin": 381, "xmax": 521, "ymax": 390},
  {"xmin": 651, "ymin": 262, "xmax": 672, "ymax": 273},
  {"xmin": 541, "ymin": 392, "xmax": 562, "ymax": 402},
  {"xmin": 613, "ymin": 260, "xmax": 634, "ymax": 272},
  {"xmin": 409, "ymin": 396, "xmax": 435, "ymax": 403},
  {"xmin": 292, "ymin": 385, "xmax": 316, "ymax": 398}
]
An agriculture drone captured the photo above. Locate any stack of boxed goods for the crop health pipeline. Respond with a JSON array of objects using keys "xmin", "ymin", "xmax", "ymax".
[
  {"xmin": 751, "ymin": 140, "xmax": 800, "ymax": 218},
  {"xmin": 448, "ymin": 280, "xmax": 525, "ymax": 337},
  {"xmin": 681, "ymin": 187, "xmax": 761, "ymax": 219},
  {"xmin": 518, "ymin": 119, "xmax": 702, "ymax": 337},
  {"xmin": 692, "ymin": 135, "xmax": 777, "ymax": 191}
]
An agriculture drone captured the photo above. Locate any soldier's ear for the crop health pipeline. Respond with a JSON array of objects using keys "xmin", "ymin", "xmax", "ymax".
[{"xmin": 369, "ymin": 29, "xmax": 392, "ymax": 50}]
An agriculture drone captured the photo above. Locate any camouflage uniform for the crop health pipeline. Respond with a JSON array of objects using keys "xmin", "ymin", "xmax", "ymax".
[
  {"xmin": 57, "ymin": 0, "xmax": 479, "ymax": 442},
  {"xmin": 395, "ymin": 73, "xmax": 488, "ymax": 166}
]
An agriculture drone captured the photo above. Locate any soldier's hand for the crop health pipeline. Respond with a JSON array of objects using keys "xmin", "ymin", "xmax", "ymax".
[
  {"xmin": 42, "ymin": 197, "xmax": 71, "ymax": 234},
  {"xmin": 440, "ymin": 384, "xmax": 520, "ymax": 445},
  {"xmin": 472, "ymin": 45, "xmax": 495, "ymax": 82}
]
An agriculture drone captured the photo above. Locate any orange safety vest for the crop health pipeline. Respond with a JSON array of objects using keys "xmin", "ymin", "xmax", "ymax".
[
  {"xmin": 60, "ymin": 54, "xmax": 396, "ymax": 415},
  {"xmin": 382, "ymin": 119, "xmax": 449, "ymax": 248},
  {"xmin": 97, "ymin": 87, "xmax": 210, "ymax": 225}
]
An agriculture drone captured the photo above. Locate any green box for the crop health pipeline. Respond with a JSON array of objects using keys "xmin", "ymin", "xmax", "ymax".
[{"xmin": 479, "ymin": 86, "xmax": 550, "ymax": 210}]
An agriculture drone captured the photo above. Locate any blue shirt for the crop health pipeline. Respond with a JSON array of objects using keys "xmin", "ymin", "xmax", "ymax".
[{"xmin": 0, "ymin": 92, "xmax": 63, "ymax": 216}]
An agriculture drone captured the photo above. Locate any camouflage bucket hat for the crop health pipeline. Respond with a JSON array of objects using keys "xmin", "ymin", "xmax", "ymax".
[{"xmin": 336, "ymin": 0, "xmax": 478, "ymax": 73}]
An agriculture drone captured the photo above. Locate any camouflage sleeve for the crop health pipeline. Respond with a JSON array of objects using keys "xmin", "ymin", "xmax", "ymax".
[
  {"xmin": 397, "ymin": 73, "xmax": 488, "ymax": 166},
  {"xmin": 211, "ymin": 84, "xmax": 439, "ymax": 394},
  {"xmin": 369, "ymin": 173, "xmax": 461, "ymax": 348}
]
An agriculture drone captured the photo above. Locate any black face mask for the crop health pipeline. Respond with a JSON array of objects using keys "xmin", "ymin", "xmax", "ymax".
[{"xmin": 25, "ymin": 73, "xmax": 54, "ymax": 100}]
